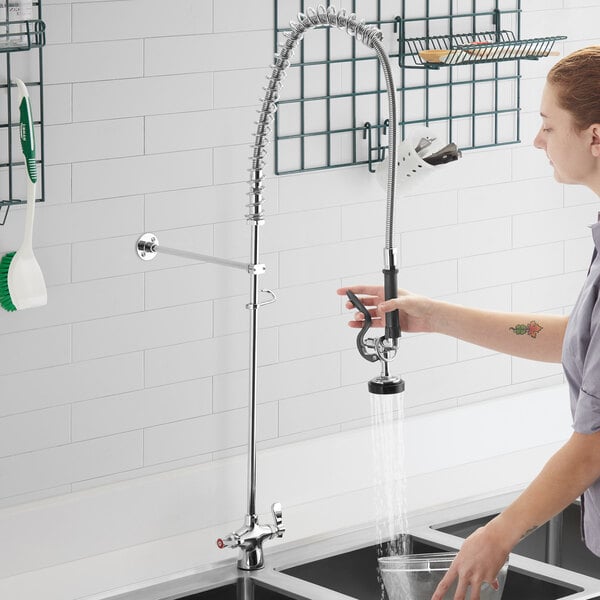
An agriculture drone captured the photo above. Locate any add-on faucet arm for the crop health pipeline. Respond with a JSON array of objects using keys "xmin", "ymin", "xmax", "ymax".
[{"xmin": 135, "ymin": 233, "xmax": 266, "ymax": 275}]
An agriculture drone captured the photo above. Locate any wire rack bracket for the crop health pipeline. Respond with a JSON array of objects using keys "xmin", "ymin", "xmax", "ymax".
[{"xmin": 0, "ymin": 3, "xmax": 46, "ymax": 226}]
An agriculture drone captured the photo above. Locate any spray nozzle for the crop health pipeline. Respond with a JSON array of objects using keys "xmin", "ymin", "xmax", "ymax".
[{"xmin": 347, "ymin": 291, "xmax": 404, "ymax": 395}]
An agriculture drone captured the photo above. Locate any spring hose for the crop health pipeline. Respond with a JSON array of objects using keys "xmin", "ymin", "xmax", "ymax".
[{"xmin": 249, "ymin": 4, "xmax": 398, "ymax": 250}]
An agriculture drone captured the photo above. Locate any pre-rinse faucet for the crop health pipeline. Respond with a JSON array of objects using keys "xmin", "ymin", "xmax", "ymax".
[
  {"xmin": 217, "ymin": 6, "xmax": 402, "ymax": 570},
  {"xmin": 135, "ymin": 4, "xmax": 460, "ymax": 572}
]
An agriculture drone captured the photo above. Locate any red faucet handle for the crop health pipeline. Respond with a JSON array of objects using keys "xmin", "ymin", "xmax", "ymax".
[{"xmin": 216, "ymin": 533, "xmax": 238, "ymax": 549}]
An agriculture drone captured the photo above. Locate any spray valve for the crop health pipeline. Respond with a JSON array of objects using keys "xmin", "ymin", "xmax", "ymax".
[
  {"xmin": 346, "ymin": 290, "xmax": 398, "ymax": 365},
  {"xmin": 347, "ymin": 288, "xmax": 405, "ymax": 397}
]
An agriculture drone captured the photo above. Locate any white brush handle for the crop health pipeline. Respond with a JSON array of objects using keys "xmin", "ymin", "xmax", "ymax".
[{"xmin": 21, "ymin": 176, "xmax": 35, "ymax": 254}]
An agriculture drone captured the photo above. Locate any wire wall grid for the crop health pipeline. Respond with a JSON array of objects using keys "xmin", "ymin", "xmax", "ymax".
[
  {"xmin": 0, "ymin": 1, "xmax": 45, "ymax": 225},
  {"xmin": 274, "ymin": 0, "xmax": 400, "ymax": 175},
  {"xmin": 273, "ymin": 0, "xmax": 565, "ymax": 175}
]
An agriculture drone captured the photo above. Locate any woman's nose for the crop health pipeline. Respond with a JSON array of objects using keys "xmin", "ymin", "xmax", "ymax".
[{"xmin": 533, "ymin": 128, "xmax": 545, "ymax": 150}]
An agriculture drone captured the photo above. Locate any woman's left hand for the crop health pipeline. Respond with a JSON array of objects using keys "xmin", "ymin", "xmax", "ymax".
[{"xmin": 431, "ymin": 525, "xmax": 509, "ymax": 600}]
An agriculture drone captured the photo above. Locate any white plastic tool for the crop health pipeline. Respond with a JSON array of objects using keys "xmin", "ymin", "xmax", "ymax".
[{"xmin": 4, "ymin": 78, "xmax": 47, "ymax": 310}]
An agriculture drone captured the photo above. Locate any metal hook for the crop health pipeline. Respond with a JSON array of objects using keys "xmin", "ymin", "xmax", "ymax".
[
  {"xmin": 246, "ymin": 289, "xmax": 277, "ymax": 310},
  {"xmin": 380, "ymin": 119, "xmax": 390, "ymax": 162},
  {"xmin": 362, "ymin": 121, "xmax": 371, "ymax": 141},
  {"xmin": 0, "ymin": 204, "xmax": 9, "ymax": 226},
  {"xmin": 363, "ymin": 122, "xmax": 376, "ymax": 173},
  {"xmin": 363, "ymin": 121, "xmax": 388, "ymax": 173}
]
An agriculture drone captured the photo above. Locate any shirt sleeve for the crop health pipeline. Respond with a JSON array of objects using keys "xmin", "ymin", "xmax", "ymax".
[{"xmin": 573, "ymin": 289, "xmax": 600, "ymax": 434}]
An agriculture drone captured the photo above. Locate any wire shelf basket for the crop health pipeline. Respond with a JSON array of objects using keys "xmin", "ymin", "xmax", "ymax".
[
  {"xmin": 0, "ymin": 18, "xmax": 45, "ymax": 52},
  {"xmin": 404, "ymin": 30, "xmax": 566, "ymax": 69}
]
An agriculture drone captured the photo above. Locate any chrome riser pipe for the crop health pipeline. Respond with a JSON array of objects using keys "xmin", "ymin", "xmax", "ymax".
[{"xmin": 247, "ymin": 219, "xmax": 261, "ymax": 522}]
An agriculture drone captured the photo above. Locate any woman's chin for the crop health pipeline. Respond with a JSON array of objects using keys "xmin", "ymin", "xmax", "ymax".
[{"xmin": 553, "ymin": 170, "xmax": 579, "ymax": 186}]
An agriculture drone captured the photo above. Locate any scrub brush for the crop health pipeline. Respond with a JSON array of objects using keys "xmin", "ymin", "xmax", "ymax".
[{"xmin": 0, "ymin": 78, "xmax": 47, "ymax": 311}]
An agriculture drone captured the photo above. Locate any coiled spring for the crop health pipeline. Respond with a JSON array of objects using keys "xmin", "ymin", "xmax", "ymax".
[{"xmin": 247, "ymin": 4, "xmax": 396, "ymax": 246}]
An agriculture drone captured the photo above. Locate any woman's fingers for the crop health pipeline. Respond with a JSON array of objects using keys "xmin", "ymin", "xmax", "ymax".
[
  {"xmin": 431, "ymin": 569, "xmax": 456, "ymax": 600},
  {"xmin": 344, "ymin": 296, "xmax": 380, "ymax": 310},
  {"xmin": 353, "ymin": 309, "xmax": 379, "ymax": 320},
  {"xmin": 453, "ymin": 578, "xmax": 472, "ymax": 600},
  {"xmin": 348, "ymin": 310, "xmax": 382, "ymax": 328}
]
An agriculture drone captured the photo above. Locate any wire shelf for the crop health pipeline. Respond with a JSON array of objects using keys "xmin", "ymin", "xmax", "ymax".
[
  {"xmin": 0, "ymin": 18, "xmax": 45, "ymax": 52},
  {"xmin": 0, "ymin": 6, "xmax": 46, "ymax": 226},
  {"xmin": 405, "ymin": 30, "xmax": 566, "ymax": 68}
]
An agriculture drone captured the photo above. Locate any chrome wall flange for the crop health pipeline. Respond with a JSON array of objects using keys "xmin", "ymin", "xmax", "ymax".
[{"xmin": 136, "ymin": 233, "xmax": 158, "ymax": 261}]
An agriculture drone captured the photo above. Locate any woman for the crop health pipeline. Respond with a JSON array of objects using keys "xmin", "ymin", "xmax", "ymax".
[{"xmin": 338, "ymin": 46, "xmax": 600, "ymax": 600}]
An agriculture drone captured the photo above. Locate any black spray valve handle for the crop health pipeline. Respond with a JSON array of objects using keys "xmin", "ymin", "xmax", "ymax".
[{"xmin": 346, "ymin": 290, "xmax": 379, "ymax": 363}]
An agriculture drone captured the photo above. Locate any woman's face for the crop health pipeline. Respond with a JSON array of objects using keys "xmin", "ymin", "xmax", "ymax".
[{"xmin": 534, "ymin": 82, "xmax": 600, "ymax": 187}]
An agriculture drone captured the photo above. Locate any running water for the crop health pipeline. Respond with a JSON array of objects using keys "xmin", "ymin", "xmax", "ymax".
[{"xmin": 370, "ymin": 390, "xmax": 411, "ymax": 560}]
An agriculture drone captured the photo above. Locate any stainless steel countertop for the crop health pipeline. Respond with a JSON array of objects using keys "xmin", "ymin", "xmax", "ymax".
[{"xmin": 86, "ymin": 491, "xmax": 600, "ymax": 600}]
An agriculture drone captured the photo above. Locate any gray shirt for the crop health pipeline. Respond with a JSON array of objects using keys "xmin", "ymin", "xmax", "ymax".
[{"xmin": 562, "ymin": 220, "xmax": 600, "ymax": 556}]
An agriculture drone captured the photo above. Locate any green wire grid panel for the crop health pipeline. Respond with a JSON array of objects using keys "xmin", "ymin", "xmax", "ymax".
[
  {"xmin": 0, "ymin": 1, "xmax": 46, "ymax": 226},
  {"xmin": 273, "ymin": 0, "xmax": 566, "ymax": 175},
  {"xmin": 273, "ymin": 0, "xmax": 401, "ymax": 175},
  {"xmin": 397, "ymin": 0, "xmax": 566, "ymax": 152}
]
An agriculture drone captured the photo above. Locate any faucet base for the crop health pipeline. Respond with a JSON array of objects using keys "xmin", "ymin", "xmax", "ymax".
[
  {"xmin": 238, "ymin": 546, "xmax": 266, "ymax": 571},
  {"xmin": 217, "ymin": 503, "xmax": 285, "ymax": 571}
]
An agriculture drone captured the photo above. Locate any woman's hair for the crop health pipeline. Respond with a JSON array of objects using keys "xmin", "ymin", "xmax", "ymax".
[{"xmin": 547, "ymin": 46, "xmax": 600, "ymax": 131}]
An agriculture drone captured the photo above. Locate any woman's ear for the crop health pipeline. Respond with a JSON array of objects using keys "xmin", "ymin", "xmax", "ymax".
[{"xmin": 591, "ymin": 124, "xmax": 600, "ymax": 157}]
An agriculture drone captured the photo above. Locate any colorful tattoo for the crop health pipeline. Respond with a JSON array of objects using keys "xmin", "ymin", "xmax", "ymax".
[{"xmin": 509, "ymin": 321, "xmax": 543, "ymax": 339}]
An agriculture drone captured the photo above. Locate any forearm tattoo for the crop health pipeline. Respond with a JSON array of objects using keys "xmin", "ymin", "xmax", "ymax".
[{"xmin": 509, "ymin": 321, "xmax": 543, "ymax": 339}]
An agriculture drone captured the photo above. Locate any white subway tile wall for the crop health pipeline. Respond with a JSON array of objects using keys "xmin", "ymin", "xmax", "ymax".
[{"xmin": 0, "ymin": 0, "xmax": 595, "ymax": 508}]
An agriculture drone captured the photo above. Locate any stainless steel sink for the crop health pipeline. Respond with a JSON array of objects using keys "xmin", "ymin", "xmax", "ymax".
[
  {"xmin": 177, "ymin": 579, "xmax": 307, "ymax": 600},
  {"xmin": 433, "ymin": 502, "xmax": 600, "ymax": 579},
  {"xmin": 96, "ymin": 495, "xmax": 600, "ymax": 600},
  {"xmin": 282, "ymin": 536, "xmax": 582, "ymax": 600}
]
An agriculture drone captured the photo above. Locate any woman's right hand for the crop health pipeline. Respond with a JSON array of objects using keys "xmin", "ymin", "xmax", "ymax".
[{"xmin": 337, "ymin": 286, "xmax": 437, "ymax": 334}]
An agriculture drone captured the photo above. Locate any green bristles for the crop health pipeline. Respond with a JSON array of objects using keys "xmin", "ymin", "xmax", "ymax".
[{"xmin": 0, "ymin": 252, "xmax": 17, "ymax": 312}]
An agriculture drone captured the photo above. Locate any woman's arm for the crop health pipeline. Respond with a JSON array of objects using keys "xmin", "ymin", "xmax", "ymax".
[
  {"xmin": 428, "ymin": 301, "xmax": 568, "ymax": 363},
  {"xmin": 432, "ymin": 430, "xmax": 600, "ymax": 600},
  {"xmin": 338, "ymin": 286, "xmax": 568, "ymax": 363}
]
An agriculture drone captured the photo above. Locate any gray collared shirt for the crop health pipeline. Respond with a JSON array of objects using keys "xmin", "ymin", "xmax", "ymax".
[{"xmin": 562, "ymin": 220, "xmax": 600, "ymax": 556}]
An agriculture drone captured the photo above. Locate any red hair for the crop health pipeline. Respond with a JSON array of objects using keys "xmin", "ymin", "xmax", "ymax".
[{"xmin": 547, "ymin": 46, "xmax": 600, "ymax": 131}]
